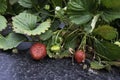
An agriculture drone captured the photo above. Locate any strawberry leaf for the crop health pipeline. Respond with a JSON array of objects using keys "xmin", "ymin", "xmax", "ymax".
[
  {"xmin": 67, "ymin": 0, "xmax": 98, "ymax": 25},
  {"xmin": 40, "ymin": 30, "xmax": 53, "ymax": 41},
  {"xmin": 90, "ymin": 61, "xmax": 105, "ymax": 70},
  {"xmin": 93, "ymin": 25, "xmax": 118, "ymax": 40},
  {"xmin": 0, "ymin": 15, "xmax": 7, "ymax": 31},
  {"xmin": 18, "ymin": 0, "xmax": 32, "ymax": 8},
  {"xmin": 0, "ymin": 0, "xmax": 7, "ymax": 14},
  {"xmin": 0, "ymin": 33, "xmax": 26, "ymax": 50},
  {"xmin": 9, "ymin": 0, "xmax": 18, "ymax": 5},
  {"xmin": 12, "ymin": 13, "xmax": 51, "ymax": 36},
  {"xmin": 101, "ymin": 9, "xmax": 120, "ymax": 22},
  {"xmin": 108, "ymin": 61, "xmax": 120, "ymax": 67},
  {"xmin": 64, "ymin": 35, "xmax": 78, "ymax": 50},
  {"xmin": 94, "ymin": 39, "xmax": 120, "ymax": 60},
  {"xmin": 101, "ymin": 0, "xmax": 120, "ymax": 9}
]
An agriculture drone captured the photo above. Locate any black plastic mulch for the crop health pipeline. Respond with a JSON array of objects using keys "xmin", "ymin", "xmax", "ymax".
[{"xmin": 0, "ymin": 51, "xmax": 120, "ymax": 80}]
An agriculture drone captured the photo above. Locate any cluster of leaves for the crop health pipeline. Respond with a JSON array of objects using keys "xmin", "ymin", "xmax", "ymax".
[
  {"xmin": 66, "ymin": 0, "xmax": 120, "ymax": 70},
  {"xmin": 0, "ymin": 0, "xmax": 120, "ymax": 70}
]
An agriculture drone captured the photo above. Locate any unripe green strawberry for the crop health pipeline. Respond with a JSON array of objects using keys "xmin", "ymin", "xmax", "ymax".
[{"xmin": 50, "ymin": 45, "xmax": 60, "ymax": 52}]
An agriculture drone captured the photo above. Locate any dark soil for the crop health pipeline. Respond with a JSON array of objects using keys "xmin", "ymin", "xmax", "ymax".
[{"xmin": 0, "ymin": 51, "xmax": 120, "ymax": 80}]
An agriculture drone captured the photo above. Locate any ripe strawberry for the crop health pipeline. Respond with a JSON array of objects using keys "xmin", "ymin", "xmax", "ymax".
[
  {"xmin": 74, "ymin": 50, "xmax": 86, "ymax": 63},
  {"xmin": 30, "ymin": 43, "xmax": 47, "ymax": 60}
]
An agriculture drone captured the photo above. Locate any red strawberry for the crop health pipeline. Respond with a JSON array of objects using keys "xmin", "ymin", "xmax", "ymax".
[
  {"xmin": 74, "ymin": 50, "xmax": 86, "ymax": 63},
  {"xmin": 30, "ymin": 43, "xmax": 47, "ymax": 60}
]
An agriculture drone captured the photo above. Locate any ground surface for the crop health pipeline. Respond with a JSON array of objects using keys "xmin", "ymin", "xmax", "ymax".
[{"xmin": 0, "ymin": 50, "xmax": 120, "ymax": 80}]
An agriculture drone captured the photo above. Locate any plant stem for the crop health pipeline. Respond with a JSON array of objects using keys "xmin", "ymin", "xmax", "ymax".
[
  {"xmin": 51, "ymin": 0, "xmax": 56, "ymax": 8},
  {"xmin": 78, "ymin": 33, "xmax": 87, "ymax": 51},
  {"xmin": 66, "ymin": 29, "xmax": 79, "ymax": 38},
  {"xmin": 63, "ymin": 0, "xmax": 67, "ymax": 6},
  {"xmin": 95, "ymin": 52, "xmax": 111, "ymax": 61},
  {"xmin": 38, "ymin": 11, "xmax": 55, "ymax": 17},
  {"xmin": 30, "ymin": 0, "xmax": 39, "ymax": 12},
  {"xmin": 55, "ymin": 30, "xmax": 62, "ymax": 44}
]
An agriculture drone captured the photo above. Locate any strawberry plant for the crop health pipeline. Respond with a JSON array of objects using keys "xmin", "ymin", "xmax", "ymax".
[{"xmin": 0, "ymin": 0, "xmax": 120, "ymax": 70}]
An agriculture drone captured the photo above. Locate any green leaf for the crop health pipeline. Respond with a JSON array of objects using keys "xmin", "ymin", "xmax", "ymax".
[
  {"xmin": 0, "ymin": 0, "xmax": 7, "ymax": 14},
  {"xmin": 51, "ymin": 0, "xmax": 62, "ymax": 7},
  {"xmin": 101, "ymin": 0, "xmax": 120, "ymax": 9},
  {"xmin": 50, "ymin": 20, "xmax": 60, "ymax": 31},
  {"xmin": 9, "ymin": 0, "xmax": 18, "ymax": 5},
  {"xmin": 64, "ymin": 35, "xmax": 77, "ymax": 50},
  {"xmin": 102, "ymin": 61, "xmax": 120, "ymax": 67},
  {"xmin": 67, "ymin": 0, "xmax": 98, "ymax": 25},
  {"xmin": 69, "ymin": 13, "xmax": 93, "ymax": 25},
  {"xmin": 12, "ymin": 13, "xmax": 51, "ymax": 36},
  {"xmin": 0, "ymin": 15, "xmax": 7, "ymax": 31},
  {"xmin": 101, "ymin": 9, "xmax": 120, "ymax": 22},
  {"xmin": 0, "ymin": 33, "xmax": 26, "ymax": 50},
  {"xmin": 93, "ymin": 25, "xmax": 118, "ymax": 40},
  {"xmin": 108, "ymin": 61, "xmax": 120, "ymax": 67},
  {"xmin": 94, "ymin": 39, "xmax": 120, "ymax": 60},
  {"xmin": 90, "ymin": 61, "xmax": 105, "ymax": 69},
  {"xmin": 47, "ymin": 50, "xmax": 71, "ymax": 59},
  {"xmin": 94, "ymin": 39, "xmax": 110, "ymax": 59},
  {"xmin": 47, "ymin": 50, "xmax": 54, "ymax": 58},
  {"xmin": 12, "ymin": 3, "xmax": 25, "ymax": 14},
  {"xmin": 102, "ymin": 41, "xmax": 120, "ymax": 60},
  {"xmin": 100, "ymin": 0, "xmax": 120, "ymax": 22},
  {"xmin": 67, "ymin": 0, "xmax": 98, "ymax": 12},
  {"xmin": 18, "ymin": 0, "xmax": 32, "ymax": 8},
  {"xmin": 58, "ymin": 50, "xmax": 71, "ymax": 58},
  {"xmin": 40, "ymin": 30, "xmax": 53, "ymax": 41}
]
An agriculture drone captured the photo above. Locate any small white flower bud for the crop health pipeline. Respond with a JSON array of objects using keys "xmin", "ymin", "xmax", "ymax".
[
  {"xmin": 55, "ymin": 6, "xmax": 61, "ymax": 11},
  {"xmin": 63, "ymin": 7, "xmax": 67, "ymax": 10},
  {"xmin": 114, "ymin": 41, "xmax": 120, "ymax": 47}
]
